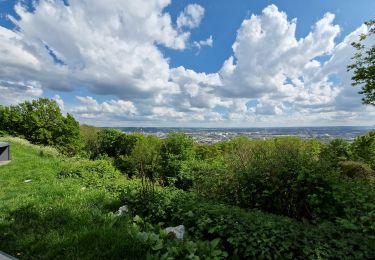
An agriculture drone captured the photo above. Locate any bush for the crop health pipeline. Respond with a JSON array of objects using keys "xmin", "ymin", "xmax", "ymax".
[
  {"xmin": 198, "ymin": 137, "xmax": 375, "ymax": 230},
  {"xmin": 114, "ymin": 155, "xmax": 135, "ymax": 176},
  {"xmin": 202, "ymin": 137, "xmax": 340, "ymax": 221},
  {"xmin": 181, "ymin": 158, "xmax": 228, "ymax": 192},
  {"xmin": 129, "ymin": 226, "xmax": 228, "ymax": 259},
  {"xmin": 159, "ymin": 133, "xmax": 195, "ymax": 187},
  {"xmin": 350, "ymin": 130, "xmax": 375, "ymax": 168},
  {"xmin": 333, "ymin": 179, "xmax": 375, "ymax": 235},
  {"xmin": 121, "ymin": 188, "xmax": 375, "ymax": 259},
  {"xmin": 96, "ymin": 129, "xmax": 142, "ymax": 158},
  {"xmin": 338, "ymin": 160, "xmax": 375, "ymax": 179},
  {"xmin": 193, "ymin": 143, "xmax": 222, "ymax": 161},
  {"xmin": 320, "ymin": 139, "xmax": 350, "ymax": 169},
  {"xmin": 80, "ymin": 124, "xmax": 101, "ymax": 158},
  {"xmin": 114, "ymin": 135, "xmax": 162, "ymax": 180},
  {"xmin": 59, "ymin": 158, "xmax": 124, "ymax": 191},
  {"xmin": 0, "ymin": 130, "xmax": 7, "ymax": 137}
]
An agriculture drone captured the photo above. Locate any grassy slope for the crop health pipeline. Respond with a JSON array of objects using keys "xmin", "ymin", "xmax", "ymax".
[
  {"xmin": 2, "ymin": 139, "xmax": 374, "ymax": 259},
  {"xmin": 0, "ymin": 139, "xmax": 147, "ymax": 259}
]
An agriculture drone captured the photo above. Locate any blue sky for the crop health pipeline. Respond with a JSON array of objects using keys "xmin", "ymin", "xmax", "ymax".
[
  {"xmin": 162, "ymin": 0, "xmax": 375, "ymax": 73},
  {"xmin": 0, "ymin": 0, "xmax": 374, "ymax": 126}
]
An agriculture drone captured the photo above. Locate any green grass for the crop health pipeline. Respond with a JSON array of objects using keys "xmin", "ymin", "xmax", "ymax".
[{"xmin": 0, "ymin": 139, "xmax": 151, "ymax": 259}]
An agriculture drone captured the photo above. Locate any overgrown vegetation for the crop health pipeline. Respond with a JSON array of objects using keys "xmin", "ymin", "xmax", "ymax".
[
  {"xmin": 1, "ymin": 99, "xmax": 375, "ymax": 258},
  {"xmin": 0, "ymin": 139, "xmax": 227, "ymax": 259}
]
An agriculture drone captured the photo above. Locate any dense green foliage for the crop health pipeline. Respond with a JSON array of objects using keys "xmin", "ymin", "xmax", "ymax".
[
  {"xmin": 1, "ymin": 125, "xmax": 375, "ymax": 258},
  {"xmin": 348, "ymin": 20, "xmax": 375, "ymax": 105},
  {"xmin": 160, "ymin": 133, "xmax": 195, "ymax": 189},
  {"xmin": 78, "ymin": 128, "xmax": 375, "ymax": 236},
  {"xmin": 338, "ymin": 160, "xmax": 375, "ymax": 179},
  {"xmin": 0, "ymin": 98, "xmax": 83, "ymax": 155},
  {"xmin": 79, "ymin": 124, "xmax": 101, "ymax": 157},
  {"xmin": 350, "ymin": 130, "xmax": 375, "ymax": 168},
  {"xmin": 96, "ymin": 129, "xmax": 140, "ymax": 158},
  {"xmin": 122, "ymin": 188, "xmax": 374, "ymax": 259},
  {"xmin": 188, "ymin": 137, "xmax": 375, "ymax": 229},
  {"xmin": 59, "ymin": 158, "xmax": 125, "ymax": 191}
]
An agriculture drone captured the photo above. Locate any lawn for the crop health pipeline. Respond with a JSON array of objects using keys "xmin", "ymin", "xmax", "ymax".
[{"xmin": 0, "ymin": 139, "xmax": 148, "ymax": 259}]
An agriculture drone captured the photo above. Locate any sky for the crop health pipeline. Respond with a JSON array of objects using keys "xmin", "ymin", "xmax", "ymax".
[{"xmin": 0, "ymin": 0, "xmax": 374, "ymax": 127}]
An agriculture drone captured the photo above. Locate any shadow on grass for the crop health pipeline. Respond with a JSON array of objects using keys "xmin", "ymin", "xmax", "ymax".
[{"xmin": 0, "ymin": 204, "xmax": 151, "ymax": 260}]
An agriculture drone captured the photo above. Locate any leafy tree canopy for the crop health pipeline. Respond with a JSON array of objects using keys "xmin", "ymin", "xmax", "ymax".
[
  {"xmin": 0, "ymin": 98, "xmax": 83, "ymax": 155},
  {"xmin": 348, "ymin": 20, "xmax": 375, "ymax": 105}
]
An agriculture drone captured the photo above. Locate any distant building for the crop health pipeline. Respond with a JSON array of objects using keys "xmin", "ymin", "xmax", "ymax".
[{"xmin": 0, "ymin": 142, "xmax": 10, "ymax": 162}]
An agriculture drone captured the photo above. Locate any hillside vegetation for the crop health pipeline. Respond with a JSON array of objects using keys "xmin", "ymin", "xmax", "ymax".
[{"xmin": 0, "ymin": 99, "xmax": 375, "ymax": 259}]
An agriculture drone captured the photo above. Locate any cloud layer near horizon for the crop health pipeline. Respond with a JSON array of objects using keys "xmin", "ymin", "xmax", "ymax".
[{"xmin": 0, "ymin": 1, "xmax": 374, "ymax": 126}]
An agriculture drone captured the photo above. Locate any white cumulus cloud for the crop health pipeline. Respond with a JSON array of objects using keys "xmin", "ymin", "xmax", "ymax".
[
  {"xmin": 0, "ymin": 0, "xmax": 193, "ymax": 100},
  {"xmin": 177, "ymin": 4, "xmax": 205, "ymax": 29},
  {"xmin": 0, "ymin": 80, "xmax": 43, "ymax": 106},
  {"xmin": 0, "ymin": 2, "xmax": 374, "ymax": 126}
]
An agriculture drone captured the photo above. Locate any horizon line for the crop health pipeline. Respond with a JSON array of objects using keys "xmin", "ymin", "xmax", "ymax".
[{"xmin": 96, "ymin": 125, "xmax": 374, "ymax": 129}]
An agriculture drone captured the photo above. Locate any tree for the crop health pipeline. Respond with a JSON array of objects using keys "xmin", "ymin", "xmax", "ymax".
[
  {"xmin": 18, "ymin": 98, "xmax": 65, "ymax": 145},
  {"xmin": 96, "ymin": 129, "xmax": 141, "ymax": 158},
  {"xmin": 348, "ymin": 20, "xmax": 375, "ymax": 105},
  {"xmin": 0, "ymin": 98, "xmax": 83, "ymax": 155},
  {"xmin": 55, "ymin": 113, "xmax": 84, "ymax": 156},
  {"xmin": 96, "ymin": 129, "xmax": 124, "ymax": 157},
  {"xmin": 129, "ymin": 135, "xmax": 161, "ymax": 197},
  {"xmin": 80, "ymin": 124, "xmax": 101, "ymax": 158},
  {"xmin": 350, "ymin": 130, "xmax": 375, "ymax": 169},
  {"xmin": 319, "ymin": 139, "xmax": 350, "ymax": 169},
  {"xmin": 160, "ymin": 133, "xmax": 195, "ymax": 187}
]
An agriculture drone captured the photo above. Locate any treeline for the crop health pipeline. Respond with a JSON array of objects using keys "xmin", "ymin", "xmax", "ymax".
[
  {"xmin": 0, "ymin": 98, "xmax": 83, "ymax": 155},
  {"xmin": 82, "ymin": 127, "xmax": 374, "ymax": 222}
]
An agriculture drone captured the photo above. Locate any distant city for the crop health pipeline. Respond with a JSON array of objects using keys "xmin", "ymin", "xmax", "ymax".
[{"xmin": 112, "ymin": 126, "xmax": 374, "ymax": 144}]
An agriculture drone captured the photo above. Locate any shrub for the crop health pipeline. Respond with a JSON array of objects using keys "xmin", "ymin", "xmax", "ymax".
[
  {"xmin": 55, "ymin": 114, "xmax": 85, "ymax": 156},
  {"xmin": 0, "ymin": 130, "xmax": 7, "ymax": 137},
  {"xmin": 193, "ymin": 143, "xmax": 222, "ymax": 161},
  {"xmin": 59, "ymin": 158, "xmax": 124, "ymax": 191},
  {"xmin": 338, "ymin": 160, "xmax": 375, "ymax": 179},
  {"xmin": 121, "ymin": 188, "xmax": 375, "ymax": 259},
  {"xmin": 96, "ymin": 129, "xmax": 122, "ymax": 157},
  {"xmin": 320, "ymin": 138, "xmax": 350, "ymax": 169},
  {"xmin": 80, "ymin": 124, "xmax": 101, "ymax": 158},
  {"xmin": 114, "ymin": 155, "xmax": 135, "ymax": 176},
  {"xmin": 96, "ymin": 129, "xmax": 142, "ymax": 158},
  {"xmin": 128, "ymin": 135, "xmax": 162, "ymax": 197},
  {"xmin": 350, "ymin": 130, "xmax": 375, "ymax": 168},
  {"xmin": 131, "ymin": 227, "xmax": 228, "ymax": 259},
  {"xmin": 181, "ymin": 158, "xmax": 228, "ymax": 192},
  {"xmin": 333, "ymin": 179, "xmax": 375, "ymax": 235},
  {"xmin": 204, "ymin": 137, "xmax": 340, "ymax": 221},
  {"xmin": 159, "ymin": 133, "xmax": 195, "ymax": 187}
]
